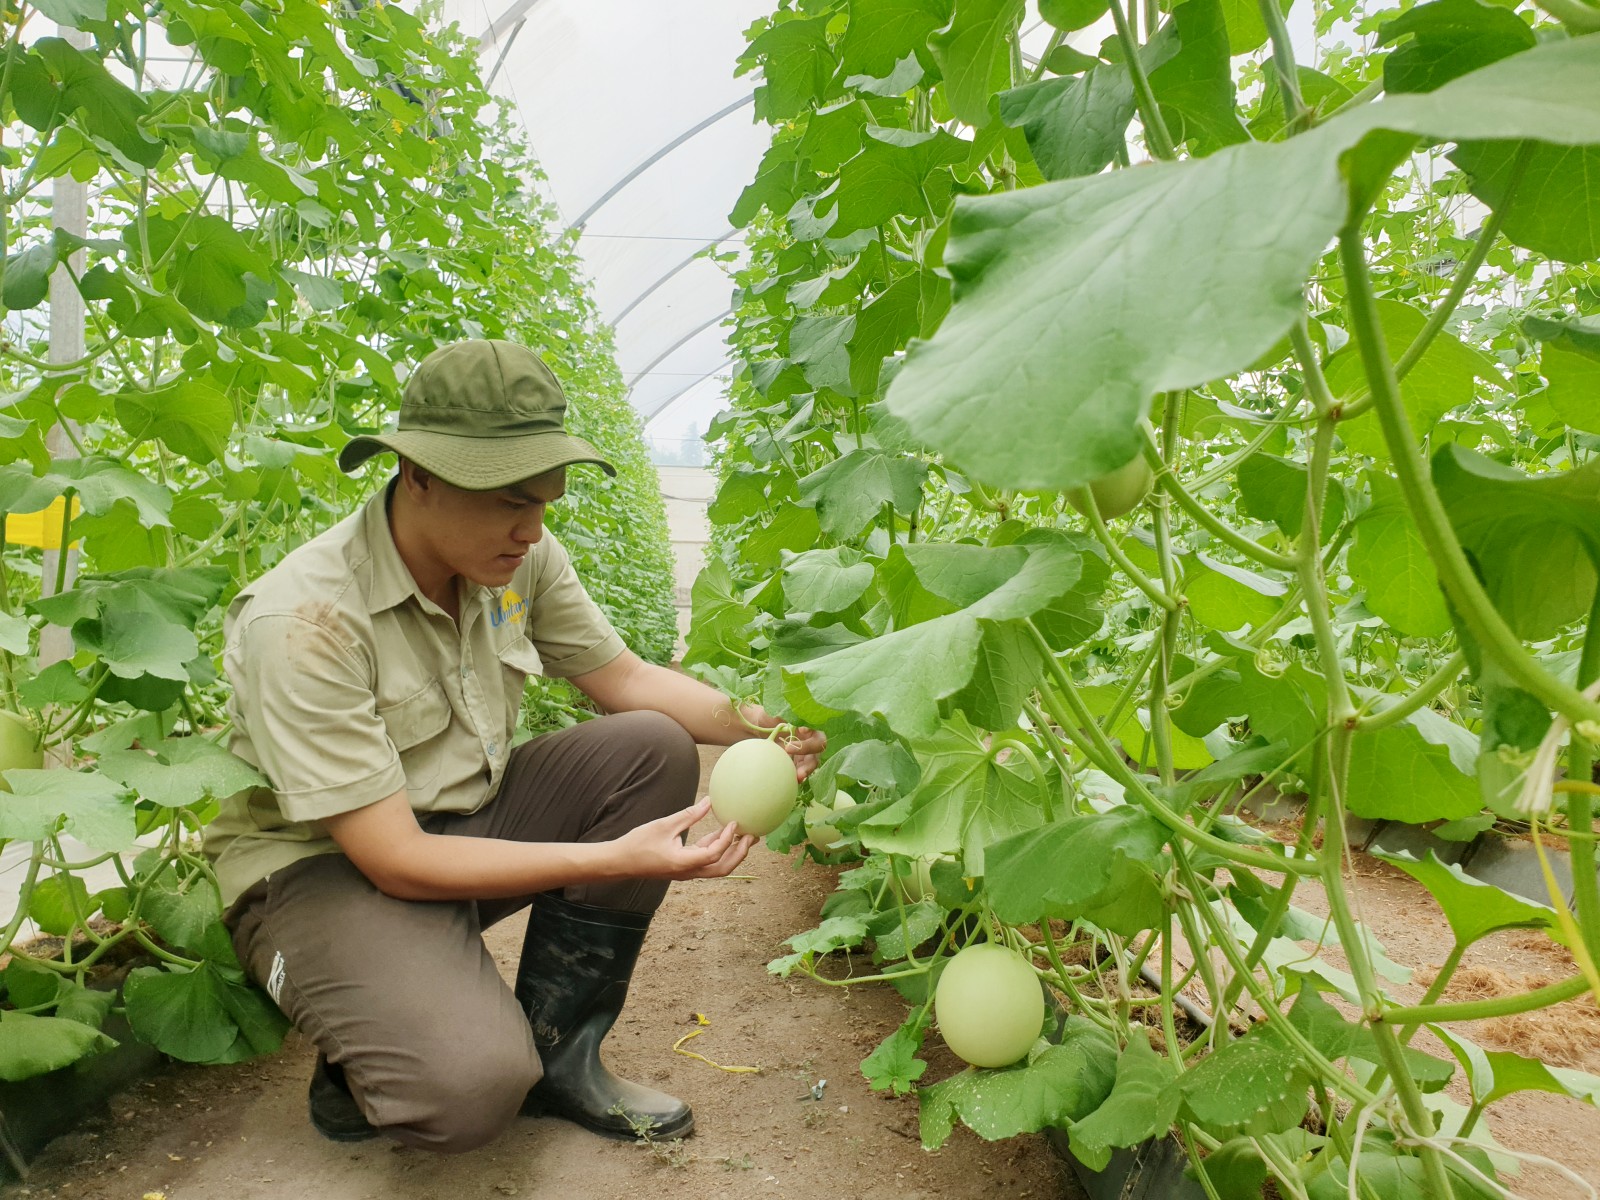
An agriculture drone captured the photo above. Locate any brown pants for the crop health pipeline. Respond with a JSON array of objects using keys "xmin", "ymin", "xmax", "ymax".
[{"xmin": 225, "ymin": 710, "xmax": 699, "ymax": 1153}]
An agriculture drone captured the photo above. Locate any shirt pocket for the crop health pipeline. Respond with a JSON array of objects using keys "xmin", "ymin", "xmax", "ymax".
[
  {"xmin": 497, "ymin": 635, "xmax": 543, "ymax": 739},
  {"xmin": 376, "ymin": 681, "xmax": 452, "ymax": 797}
]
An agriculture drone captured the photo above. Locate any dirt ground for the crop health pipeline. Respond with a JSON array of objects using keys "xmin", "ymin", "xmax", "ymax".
[{"xmin": 2, "ymin": 748, "xmax": 1075, "ymax": 1200}]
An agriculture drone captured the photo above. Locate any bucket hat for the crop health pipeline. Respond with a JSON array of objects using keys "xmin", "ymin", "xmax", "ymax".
[{"xmin": 337, "ymin": 340, "xmax": 616, "ymax": 489}]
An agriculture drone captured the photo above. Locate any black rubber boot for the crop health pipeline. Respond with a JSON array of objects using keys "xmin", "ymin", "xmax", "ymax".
[
  {"xmin": 308, "ymin": 1054, "xmax": 379, "ymax": 1142},
  {"xmin": 515, "ymin": 892, "xmax": 694, "ymax": 1141}
]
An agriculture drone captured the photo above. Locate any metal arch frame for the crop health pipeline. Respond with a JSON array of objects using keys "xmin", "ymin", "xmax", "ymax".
[
  {"xmin": 625, "ymin": 309, "xmax": 729, "ymax": 386},
  {"xmin": 570, "ymin": 93, "xmax": 755, "ymax": 231},
  {"xmin": 642, "ymin": 358, "xmax": 732, "ymax": 425},
  {"xmin": 477, "ymin": 0, "xmax": 547, "ymax": 52},
  {"xmin": 609, "ymin": 228, "xmax": 735, "ymax": 327}
]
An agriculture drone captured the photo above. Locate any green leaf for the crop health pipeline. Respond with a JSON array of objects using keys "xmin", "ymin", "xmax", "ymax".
[
  {"xmin": 114, "ymin": 380, "xmax": 235, "ymax": 466},
  {"xmin": 1453, "ymin": 139, "xmax": 1600, "ymax": 264},
  {"xmin": 1235, "ymin": 453, "xmax": 1344, "ymax": 540},
  {"xmin": 998, "ymin": 67, "xmax": 1135, "ymax": 180},
  {"xmin": 17, "ymin": 661, "xmax": 90, "ymax": 708},
  {"xmin": 0, "ymin": 769, "xmax": 135, "ymax": 852},
  {"xmin": 1066, "ymin": 1030, "xmax": 1180, "ymax": 1173},
  {"xmin": 884, "ymin": 38, "xmax": 1600, "ymax": 491},
  {"xmin": 1185, "ymin": 555, "xmax": 1288, "ymax": 634},
  {"xmin": 798, "ymin": 446, "xmax": 929, "ymax": 537},
  {"xmin": 1435, "ymin": 1027, "xmax": 1600, "ymax": 1109},
  {"xmin": 825, "ymin": 127, "xmax": 970, "ymax": 237},
  {"xmin": 1540, "ymin": 342, "xmax": 1600, "ymax": 434},
  {"xmin": 21, "ymin": 39, "xmax": 163, "ymax": 168},
  {"xmin": 1147, "ymin": 0, "xmax": 1248, "ymax": 155},
  {"xmin": 1346, "ymin": 708, "xmax": 1482, "ymax": 823},
  {"xmin": 747, "ymin": 16, "xmax": 835, "ymax": 121},
  {"xmin": 684, "ymin": 558, "xmax": 756, "ymax": 671},
  {"xmin": 1432, "ymin": 445, "xmax": 1600, "ymax": 641},
  {"xmin": 28, "ymin": 872, "xmax": 93, "ymax": 936},
  {"xmin": 1, "ymin": 242, "xmax": 59, "ymax": 311},
  {"xmin": 918, "ymin": 1017, "xmax": 1117, "ymax": 1149},
  {"xmin": 0, "ymin": 456, "xmax": 171, "ymax": 528},
  {"xmin": 1379, "ymin": 0, "xmax": 1535, "ymax": 95},
  {"xmin": 858, "ymin": 712, "xmax": 1045, "ymax": 873},
  {"xmin": 0, "ymin": 1012, "xmax": 115, "ymax": 1082},
  {"xmin": 139, "ymin": 872, "xmax": 233, "ymax": 961},
  {"xmin": 0, "ymin": 612, "xmax": 30, "ymax": 656},
  {"xmin": 769, "ymin": 914, "xmax": 873, "ymax": 976},
  {"xmin": 31, "ymin": 0, "xmax": 109, "ymax": 24},
  {"xmin": 169, "ymin": 216, "xmax": 272, "ymax": 325},
  {"xmin": 1040, "ymin": 0, "xmax": 1107, "ymax": 32},
  {"xmin": 54, "ymin": 981, "xmax": 114, "ymax": 1030},
  {"xmin": 280, "ymin": 266, "xmax": 344, "ymax": 312},
  {"xmin": 789, "ymin": 313, "xmax": 857, "ymax": 395},
  {"xmin": 3, "ymin": 960, "xmax": 63, "ymax": 1010},
  {"xmin": 1216, "ymin": 0, "xmax": 1290, "ymax": 54},
  {"xmin": 861, "ymin": 1013, "xmax": 929, "ymax": 1095},
  {"xmin": 783, "ymin": 540, "xmax": 1092, "ymax": 737},
  {"xmin": 928, "ymin": 0, "xmax": 1024, "ymax": 127},
  {"xmin": 72, "ymin": 609, "xmax": 200, "ymax": 682},
  {"xmin": 849, "ymin": 274, "xmax": 926, "ymax": 394},
  {"xmin": 1172, "ymin": 1024, "xmax": 1311, "ymax": 1139},
  {"xmin": 121, "ymin": 964, "xmax": 239, "ymax": 1063},
  {"xmin": 1348, "ymin": 474, "xmax": 1451, "ymax": 638},
  {"xmin": 97, "ymin": 737, "xmax": 266, "ymax": 808},
  {"xmin": 1373, "ymin": 851, "xmax": 1552, "ymax": 948},
  {"xmin": 985, "ymin": 806, "xmax": 1167, "ymax": 935},
  {"xmin": 1327, "ymin": 300, "xmax": 1498, "ymax": 460},
  {"xmin": 781, "ymin": 548, "xmax": 875, "ymax": 615},
  {"xmin": 840, "ymin": 0, "xmax": 953, "ymax": 78}
]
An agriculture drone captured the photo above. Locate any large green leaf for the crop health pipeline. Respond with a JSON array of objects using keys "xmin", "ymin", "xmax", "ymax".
[
  {"xmin": 1379, "ymin": 0, "xmax": 1535, "ymax": 95},
  {"xmin": 0, "ymin": 1012, "xmax": 116, "ymax": 1082},
  {"xmin": 1235, "ymin": 453, "xmax": 1345, "ymax": 540},
  {"xmin": 783, "ymin": 539, "xmax": 1094, "ymax": 737},
  {"xmin": 1374, "ymin": 851, "xmax": 1553, "ymax": 948},
  {"xmin": 1432, "ymin": 445, "xmax": 1600, "ymax": 640},
  {"xmin": 824, "ymin": 127, "xmax": 970, "ymax": 236},
  {"xmin": 97, "ymin": 737, "xmax": 266, "ymax": 808},
  {"xmin": 884, "ymin": 38, "xmax": 1600, "ymax": 490},
  {"xmin": 1216, "ymin": 0, "xmax": 1290, "ymax": 54},
  {"xmin": 840, "ymin": 0, "xmax": 953, "ymax": 78},
  {"xmin": 0, "ymin": 769, "xmax": 135, "ymax": 852},
  {"xmin": 684, "ymin": 558, "xmax": 756, "ymax": 670},
  {"xmin": 1452, "ymin": 141, "xmax": 1600, "ymax": 264},
  {"xmin": 1539, "ymin": 343, "xmax": 1600, "ymax": 435},
  {"xmin": 1348, "ymin": 474, "xmax": 1451, "ymax": 638},
  {"xmin": 1172, "ymin": 1023, "xmax": 1311, "ymax": 1139},
  {"xmin": 918, "ymin": 1018, "xmax": 1117, "ymax": 1149},
  {"xmin": 114, "ymin": 380, "xmax": 235, "ymax": 466},
  {"xmin": 797, "ymin": 445, "xmax": 929, "ymax": 536},
  {"xmin": 0, "ymin": 457, "xmax": 171, "ymax": 527},
  {"xmin": 998, "ymin": 67, "xmax": 1134, "ymax": 180},
  {"xmin": 1184, "ymin": 555, "xmax": 1288, "ymax": 634},
  {"xmin": 72, "ymin": 609, "xmax": 200, "ymax": 682},
  {"xmin": 1327, "ymin": 299, "xmax": 1498, "ymax": 460},
  {"xmin": 30, "ymin": 566, "xmax": 228, "ymax": 630},
  {"xmin": 1066, "ymin": 1030, "xmax": 1181, "ymax": 1172},
  {"xmin": 928, "ymin": 0, "xmax": 1023, "ymax": 127},
  {"xmin": 12, "ymin": 39, "xmax": 163, "ymax": 168},
  {"xmin": 857, "ymin": 712, "xmax": 1045, "ymax": 872},
  {"xmin": 1345, "ymin": 708, "xmax": 1481, "ymax": 822},
  {"xmin": 1147, "ymin": 0, "xmax": 1247, "ymax": 155},
  {"xmin": 746, "ymin": 15, "xmax": 836, "ymax": 122},
  {"xmin": 984, "ymin": 805, "xmax": 1167, "ymax": 935},
  {"xmin": 122, "ymin": 963, "xmax": 282, "ymax": 1064},
  {"xmin": 1, "ymin": 242, "xmax": 59, "ymax": 311},
  {"xmin": 781, "ymin": 548, "xmax": 875, "ymax": 615},
  {"xmin": 1435, "ymin": 1027, "xmax": 1600, "ymax": 1110}
]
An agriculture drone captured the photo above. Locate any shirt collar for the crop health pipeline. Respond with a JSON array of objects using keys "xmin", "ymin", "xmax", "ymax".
[
  {"xmin": 362, "ymin": 483, "xmax": 426, "ymax": 615},
  {"xmin": 361, "ymin": 482, "xmax": 494, "ymax": 618}
]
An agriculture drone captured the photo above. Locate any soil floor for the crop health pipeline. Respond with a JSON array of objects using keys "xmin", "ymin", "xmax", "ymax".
[{"xmin": 2, "ymin": 747, "xmax": 1076, "ymax": 1200}]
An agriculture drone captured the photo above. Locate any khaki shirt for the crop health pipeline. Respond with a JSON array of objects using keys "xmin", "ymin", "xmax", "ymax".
[{"xmin": 204, "ymin": 485, "xmax": 625, "ymax": 906}]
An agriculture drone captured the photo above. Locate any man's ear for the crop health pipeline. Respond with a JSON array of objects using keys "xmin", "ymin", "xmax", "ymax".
[{"xmin": 398, "ymin": 458, "xmax": 437, "ymax": 498}]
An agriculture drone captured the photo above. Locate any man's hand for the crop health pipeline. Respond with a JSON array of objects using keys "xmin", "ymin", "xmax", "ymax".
[{"xmin": 612, "ymin": 796, "xmax": 757, "ymax": 880}]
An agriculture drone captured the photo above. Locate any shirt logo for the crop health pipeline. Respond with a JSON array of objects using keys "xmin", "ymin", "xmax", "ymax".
[{"xmin": 492, "ymin": 588, "xmax": 527, "ymax": 628}]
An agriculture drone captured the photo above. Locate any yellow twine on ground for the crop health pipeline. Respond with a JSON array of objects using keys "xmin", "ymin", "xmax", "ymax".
[{"xmin": 672, "ymin": 1012, "xmax": 762, "ymax": 1074}]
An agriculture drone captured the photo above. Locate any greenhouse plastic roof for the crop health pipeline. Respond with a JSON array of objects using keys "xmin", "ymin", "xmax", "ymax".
[{"xmin": 437, "ymin": 0, "xmax": 774, "ymax": 444}]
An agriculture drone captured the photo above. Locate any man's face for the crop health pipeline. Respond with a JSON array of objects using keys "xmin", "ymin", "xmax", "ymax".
[{"xmin": 417, "ymin": 466, "xmax": 567, "ymax": 587}]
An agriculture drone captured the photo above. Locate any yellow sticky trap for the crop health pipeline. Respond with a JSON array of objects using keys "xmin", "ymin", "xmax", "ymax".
[
  {"xmin": 671, "ymin": 1012, "xmax": 762, "ymax": 1074},
  {"xmin": 6, "ymin": 496, "xmax": 80, "ymax": 549}
]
